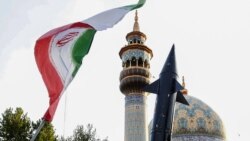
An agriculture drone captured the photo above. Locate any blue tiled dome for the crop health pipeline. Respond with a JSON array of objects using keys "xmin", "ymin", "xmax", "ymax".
[
  {"xmin": 149, "ymin": 95, "xmax": 226, "ymax": 141},
  {"xmin": 172, "ymin": 95, "xmax": 226, "ymax": 140}
]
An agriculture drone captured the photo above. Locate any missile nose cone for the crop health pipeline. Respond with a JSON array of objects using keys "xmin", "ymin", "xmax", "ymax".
[{"xmin": 160, "ymin": 44, "xmax": 177, "ymax": 75}]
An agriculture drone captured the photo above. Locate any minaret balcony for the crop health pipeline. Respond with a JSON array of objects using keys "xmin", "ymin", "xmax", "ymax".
[
  {"xmin": 120, "ymin": 67, "xmax": 150, "ymax": 81},
  {"xmin": 120, "ymin": 67, "xmax": 151, "ymax": 95}
]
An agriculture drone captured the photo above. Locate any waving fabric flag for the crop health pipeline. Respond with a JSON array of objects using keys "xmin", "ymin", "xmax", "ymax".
[{"xmin": 35, "ymin": 0, "xmax": 146, "ymax": 122}]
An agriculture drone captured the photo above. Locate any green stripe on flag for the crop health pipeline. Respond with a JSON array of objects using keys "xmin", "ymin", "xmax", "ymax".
[
  {"xmin": 72, "ymin": 29, "xmax": 96, "ymax": 77},
  {"xmin": 124, "ymin": 0, "xmax": 146, "ymax": 10}
]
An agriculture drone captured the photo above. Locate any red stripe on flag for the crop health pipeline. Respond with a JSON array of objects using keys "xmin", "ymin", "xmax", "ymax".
[{"xmin": 35, "ymin": 35, "xmax": 64, "ymax": 122}]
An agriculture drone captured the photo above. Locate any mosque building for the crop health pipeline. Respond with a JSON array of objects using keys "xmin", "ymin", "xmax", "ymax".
[{"xmin": 119, "ymin": 11, "xmax": 226, "ymax": 141}]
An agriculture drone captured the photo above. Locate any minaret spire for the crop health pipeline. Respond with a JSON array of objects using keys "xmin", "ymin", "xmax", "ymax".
[
  {"xmin": 181, "ymin": 76, "xmax": 188, "ymax": 95},
  {"xmin": 133, "ymin": 10, "xmax": 140, "ymax": 31},
  {"xmin": 182, "ymin": 76, "xmax": 186, "ymax": 88}
]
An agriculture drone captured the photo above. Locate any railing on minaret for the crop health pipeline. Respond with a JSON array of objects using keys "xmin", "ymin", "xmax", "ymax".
[{"xmin": 119, "ymin": 11, "xmax": 153, "ymax": 141}]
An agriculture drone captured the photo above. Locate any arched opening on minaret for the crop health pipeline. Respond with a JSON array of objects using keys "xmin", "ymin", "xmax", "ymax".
[
  {"xmin": 127, "ymin": 35, "xmax": 145, "ymax": 45},
  {"xmin": 126, "ymin": 60, "xmax": 130, "ymax": 68},
  {"xmin": 144, "ymin": 60, "xmax": 149, "ymax": 68},
  {"xmin": 138, "ymin": 57, "xmax": 143, "ymax": 67},
  {"xmin": 137, "ymin": 39, "xmax": 141, "ymax": 44},
  {"xmin": 131, "ymin": 57, "xmax": 136, "ymax": 66},
  {"xmin": 133, "ymin": 38, "xmax": 137, "ymax": 44}
]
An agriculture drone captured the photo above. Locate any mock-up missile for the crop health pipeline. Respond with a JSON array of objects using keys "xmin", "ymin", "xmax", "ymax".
[{"xmin": 144, "ymin": 45, "xmax": 189, "ymax": 141}]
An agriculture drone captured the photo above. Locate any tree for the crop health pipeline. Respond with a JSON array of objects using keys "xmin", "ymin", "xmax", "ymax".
[
  {"xmin": 0, "ymin": 107, "xmax": 32, "ymax": 141},
  {"xmin": 31, "ymin": 119, "xmax": 58, "ymax": 141},
  {"xmin": 59, "ymin": 124, "xmax": 108, "ymax": 141},
  {"xmin": 0, "ymin": 107, "xmax": 108, "ymax": 141},
  {"xmin": 0, "ymin": 107, "xmax": 57, "ymax": 141}
]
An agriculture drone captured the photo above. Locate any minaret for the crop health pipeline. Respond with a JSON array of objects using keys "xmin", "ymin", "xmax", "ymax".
[{"xmin": 119, "ymin": 11, "xmax": 153, "ymax": 141}]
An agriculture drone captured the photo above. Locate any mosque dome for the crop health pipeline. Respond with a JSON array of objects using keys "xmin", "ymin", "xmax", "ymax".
[
  {"xmin": 171, "ymin": 95, "xmax": 226, "ymax": 141},
  {"xmin": 149, "ymin": 92, "xmax": 226, "ymax": 141}
]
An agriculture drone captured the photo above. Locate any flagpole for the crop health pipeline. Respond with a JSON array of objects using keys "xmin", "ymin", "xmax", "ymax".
[
  {"xmin": 63, "ymin": 91, "xmax": 68, "ymax": 137},
  {"xmin": 30, "ymin": 119, "xmax": 46, "ymax": 141},
  {"xmin": 30, "ymin": 72, "xmax": 71, "ymax": 141}
]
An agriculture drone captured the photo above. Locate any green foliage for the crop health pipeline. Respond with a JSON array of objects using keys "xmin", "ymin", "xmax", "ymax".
[
  {"xmin": 31, "ymin": 119, "xmax": 57, "ymax": 141},
  {"xmin": 0, "ymin": 107, "xmax": 32, "ymax": 141},
  {"xmin": 59, "ymin": 124, "xmax": 108, "ymax": 141},
  {"xmin": 72, "ymin": 124, "xmax": 95, "ymax": 141},
  {"xmin": 0, "ymin": 107, "xmax": 108, "ymax": 141},
  {"xmin": 0, "ymin": 107, "xmax": 57, "ymax": 141}
]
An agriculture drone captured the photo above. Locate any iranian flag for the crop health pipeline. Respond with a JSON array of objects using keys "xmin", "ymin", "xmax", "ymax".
[{"xmin": 35, "ymin": 0, "xmax": 146, "ymax": 122}]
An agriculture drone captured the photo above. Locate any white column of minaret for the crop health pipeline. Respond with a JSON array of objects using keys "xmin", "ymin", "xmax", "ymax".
[{"xmin": 125, "ymin": 94, "xmax": 148, "ymax": 141}]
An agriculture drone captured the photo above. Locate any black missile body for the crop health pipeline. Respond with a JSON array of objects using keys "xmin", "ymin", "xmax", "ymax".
[{"xmin": 144, "ymin": 45, "xmax": 189, "ymax": 141}]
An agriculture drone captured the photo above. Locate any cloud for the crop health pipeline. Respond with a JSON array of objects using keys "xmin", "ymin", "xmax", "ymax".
[{"xmin": 0, "ymin": 0, "xmax": 72, "ymax": 77}]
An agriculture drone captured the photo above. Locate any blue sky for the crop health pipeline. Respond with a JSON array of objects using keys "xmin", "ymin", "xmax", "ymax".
[{"xmin": 1, "ymin": 0, "xmax": 250, "ymax": 140}]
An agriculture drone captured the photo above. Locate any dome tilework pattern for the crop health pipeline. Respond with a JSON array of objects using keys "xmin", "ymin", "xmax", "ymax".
[
  {"xmin": 172, "ymin": 95, "xmax": 226, "ymax": 140},
  {"xmin": 172, "ymin": 136, "xmax": 224, "ymax": 141}
]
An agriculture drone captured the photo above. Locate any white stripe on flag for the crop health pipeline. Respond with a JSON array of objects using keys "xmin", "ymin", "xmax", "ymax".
[{"xmin": 50, "ymin": 28, "xmax": 86, "ymax": 83}]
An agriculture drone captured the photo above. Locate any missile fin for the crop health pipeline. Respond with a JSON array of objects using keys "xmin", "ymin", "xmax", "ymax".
[
  {"xmin": 143, "ymin": 79, "xmax": 160, "ymax": 94},
  {"xmin": 176, "ymin": 91, "xmax": 189, "ymax": 105}
]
